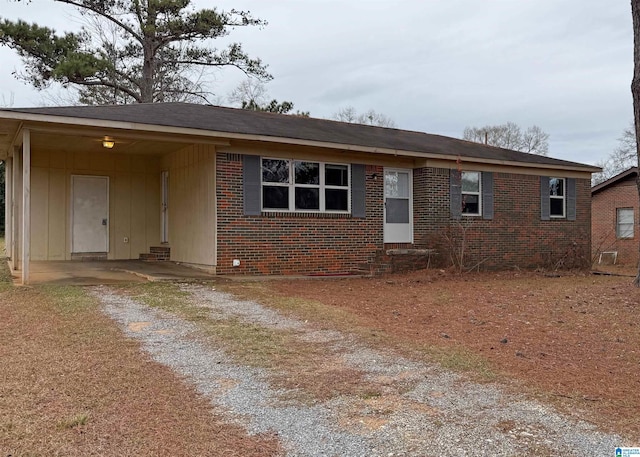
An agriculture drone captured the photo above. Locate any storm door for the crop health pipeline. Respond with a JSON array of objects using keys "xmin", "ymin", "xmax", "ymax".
[{"xmin": 383, "ymin": 168, "xmax": 413, "ymax": 243}]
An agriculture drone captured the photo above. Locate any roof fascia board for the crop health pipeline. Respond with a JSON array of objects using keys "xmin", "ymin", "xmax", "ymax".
[
  {"xmin": 415, "ymin": 157, "xmax": 598, "ymax": 174},
  {"xmin": 0, "ymin": 110, "xmax": 599, "ymax": 173},
  {"xmin": 416, "ymin": 160, "xmax": 593, "ymax": 179},
  {"xmin": 224, "ymin": 144, "xmax": 416, "ymax": 167}
]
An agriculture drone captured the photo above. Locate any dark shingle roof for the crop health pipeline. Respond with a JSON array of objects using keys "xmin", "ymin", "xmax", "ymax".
[
  {"xmin": 3, "ymin": 102, "xmax": 595, "ymax": 170},
  {"xmin": 591, "ymin": 167, "xmax": 638, "ymax": 194}
]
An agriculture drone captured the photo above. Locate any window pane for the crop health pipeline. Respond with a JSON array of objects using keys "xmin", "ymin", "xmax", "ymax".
[
  {"xmin": 294, "ymin": 161, "xmax": 319, "ymax": 185},
  {"xmin": 618, "ymin": 208, "xmax": 634, "ymax": 224},
  {"xmin": 262, "ymin": 159, "xmax": 289, "ymax": 183},
  {"xmin": 550, "ymin": 197, "xmax": 564, "ymax": 216},
  {"xmin": 549, "ymin": 178, "xmax": 564, "ymax": 196},
  {"xmin": 295, "ymin": 187, "xmax": 319, "ymax": 210},
  {"xmin": 461, "ymin": 172, "xmax": 480, "ymax": 192},
  {"xmin": 325, "ymin": 164, "xmax": 349, "ymax": 186},
  {"xmin": 263, "ymin": 186, "xmax": 289, "ymax": 209},
  {"xmin": 618, "ymin": 208, "xmax": 634, "ymax": 238},
  {"xmin": 386, "ymin": 198, "xmax": 409, "ymax": 223},
  {"xmin": 326, "ymin": 189, "xmax": 348, "ymax": 211},
  {"xmin": 385, "ymin": 171, "xmax": 409, "ymax": 198},
  {"xmin": 462, "ymin": 194, "xmax": 479, "ymax": 214},
  {"xmin": 619, "ymin": 224, "xmax": 634, "ymax": 238}
]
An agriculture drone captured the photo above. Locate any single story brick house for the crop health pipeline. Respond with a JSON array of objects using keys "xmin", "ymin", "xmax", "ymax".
[
  {"xmin": 0, "ymin": 103, "xmax": 598, "ymax": 283},
  {"xmin": 591, "ymin": 167, "xmax": 639, "ymax": 265}
]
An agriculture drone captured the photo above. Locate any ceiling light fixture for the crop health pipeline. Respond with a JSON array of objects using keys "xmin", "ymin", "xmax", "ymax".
[{"xmin": 102, "ymin": 138, "xmax": 115, "ymax": 149}]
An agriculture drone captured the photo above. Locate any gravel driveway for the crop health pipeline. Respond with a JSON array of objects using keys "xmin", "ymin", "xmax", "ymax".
[{"xmin": 92, "ymin": 284, "xmax": 622, "ymax": 456}]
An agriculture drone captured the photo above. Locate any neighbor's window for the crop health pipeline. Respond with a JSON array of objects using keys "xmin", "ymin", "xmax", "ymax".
[
  {"xmin": 549, "ymin": 177, "xmax": 565, "ymax": 218},
  {"xmin": 617, "ymin": 208, "xmax": 634, "ymax": 239},
  {"xmin": 461, "ymin": 171, "xmax": 481, "ymax": 215},
  {"xmin": 261, "ymin": 158, "xmax": 350, "ymax": 212}
]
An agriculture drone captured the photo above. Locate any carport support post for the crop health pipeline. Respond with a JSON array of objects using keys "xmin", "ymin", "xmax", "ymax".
[
  {"xmin": 5, "ymin": 156, "xmax": 12, "ymax": 261},
  {"xmin": 12, "ymin": 148, "xmax": 19, "ymax": 270},
  {"xmin": 21, "ymin": 129, "xmax": 30, "ymax": 285}
]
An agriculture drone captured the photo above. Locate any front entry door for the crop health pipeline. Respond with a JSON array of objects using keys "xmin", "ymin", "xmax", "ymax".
[
  {"xmin": 384, "ymin": 168, "xmax": 413, "ymax": 243},
  {"xmin": 72, "ymin": 175, "xmax": 109, "ymax": 253}
]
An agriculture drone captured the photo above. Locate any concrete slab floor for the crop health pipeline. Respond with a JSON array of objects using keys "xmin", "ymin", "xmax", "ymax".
[{"xmin": 15, "ymin": 260, "xmax": 217, "ymax": 286}]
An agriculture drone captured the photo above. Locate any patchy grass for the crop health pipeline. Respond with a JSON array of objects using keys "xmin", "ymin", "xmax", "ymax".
[
  {"xmin": 123, "ymin": 282, "xmax": 383, "ymax": 403},
  {"xmin": 217, "ymin": 281, "xmax": 497, "ymax": 381},
  {"xmin": 0, "ymin": 268, "xmax": 282, "ymax": 456},
  {"xmin": 425, "ymin": 345, "xmax": 496, "ymax": 381},
  {"xmin": 56, "ymin": 413, "xmax": 89, "ymax": 430}
]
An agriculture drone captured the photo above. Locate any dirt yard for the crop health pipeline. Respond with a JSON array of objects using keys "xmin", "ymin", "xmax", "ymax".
[{"xmin": 254, "ymin": 269, "xmax": 640, "ymax": 440}]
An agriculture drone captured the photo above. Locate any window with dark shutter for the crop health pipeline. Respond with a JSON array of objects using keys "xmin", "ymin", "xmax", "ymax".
[
  {"xmin": 451, "ymin": 169, "xmax": 493, "ymax": 219},
  {"xmin": 542, "ymin": 176, "xmax": 570, "ymax": 220},
  {"xmin": 246, "ymin": 156, "xmax": 354, "ymax": 214}
]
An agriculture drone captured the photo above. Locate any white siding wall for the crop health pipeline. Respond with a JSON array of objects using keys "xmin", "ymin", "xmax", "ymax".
[
  {"xmin": 162, "ymin": 144, "xmax": 216, "ymax": 266},
  {"xmin": 30, "ymin": 149, "xmax": 161, "ymax": 260}
]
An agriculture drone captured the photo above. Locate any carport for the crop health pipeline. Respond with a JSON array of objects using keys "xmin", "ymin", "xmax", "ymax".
[{"xmin": 0, "ymin": 105, "xmax": 226, "ymax": 285}]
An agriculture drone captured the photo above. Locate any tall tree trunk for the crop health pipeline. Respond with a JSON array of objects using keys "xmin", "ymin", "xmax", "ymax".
[
  {"xmin": 632, "ymin": 0, "xmax": 640, "ymax": 286},
  {"xmin": 140, "ymin": 1, "xmax": 157, "ymax": 104},
  {"xmin": 141, "ymin": 43, "xmax": 154, "ymax": 103}
]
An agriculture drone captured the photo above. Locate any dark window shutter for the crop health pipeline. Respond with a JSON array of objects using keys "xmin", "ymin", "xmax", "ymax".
[
  {"xmin": 243, "ymin": 155, "xmax": 261, "ymax": 216},
  {"xmin": 450, "ymin": 169, "xmax": 462, "ymax": 220},
  {"xmin": 566, "ymin": 178, "xmax": 576, "ymax": 221},
  {"xmin": 351, "ymin": 164, "xmax": 366, "ymax": 218},
  {"xmin": 540, "ymin": 176, "xmax": 550, "ymax": 221},
  {"xmin": 482, "ymin": 172, "xmax": 494, "ymax": 220}
]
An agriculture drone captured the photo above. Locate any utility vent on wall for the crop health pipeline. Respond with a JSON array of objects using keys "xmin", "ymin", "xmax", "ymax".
[{"xmin": 226, "ymin": 153, "xmax": 241, "ymax": 162}]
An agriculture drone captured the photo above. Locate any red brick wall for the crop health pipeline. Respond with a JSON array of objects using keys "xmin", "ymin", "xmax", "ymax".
[
  {"xmin": 216, "ymin": 153, "xmax": 383, "ymax": 275},
  {"xmin": 216, "ymin": 155, "xmax": 592, "ymax": 275},
  {"xmin": 413, "ymin": 170, "xmax": 592, "ymax": 270},
  {"xmin": 591, "ymin": 176, "xmax": 639, "ymax": 265}
]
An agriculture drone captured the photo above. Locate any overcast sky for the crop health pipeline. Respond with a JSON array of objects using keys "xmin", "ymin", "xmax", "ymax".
[{"xmin": 0, "ymin": 0, "xmax": 633, "ymax": 166}]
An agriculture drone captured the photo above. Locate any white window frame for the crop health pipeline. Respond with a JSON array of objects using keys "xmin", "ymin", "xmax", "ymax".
[
  {"xmin": 549, "ymin": 177, "xmax": 565, "ymax": 218},
  {"xmin": 261, "ymin": 158, "xmax": 351, "ymax": 213},
  {"xmin": 461, "ymin": 171, "xmax": 482, "ymax": 216},
  {"xmin": 617, "ymin": 208, "xmax": 634, "ymax": 239}
]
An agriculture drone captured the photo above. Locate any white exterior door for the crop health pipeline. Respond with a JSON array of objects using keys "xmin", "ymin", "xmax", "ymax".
[
  {"xmin": 72, "ymin": 175, "xmax": 109, "ymax": 253},
  {"xmin": 384, "ymin": 168, "xmax": 413, "ymax": 243}
]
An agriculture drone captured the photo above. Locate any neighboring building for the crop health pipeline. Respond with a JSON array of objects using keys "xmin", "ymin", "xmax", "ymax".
[
  {"xmin": 591, "ymin": 167, "xmax": 639, "ymax": 265},
  {"xmin": 0, "ymin": 103, "xmax": 598, "ymax": 283}
]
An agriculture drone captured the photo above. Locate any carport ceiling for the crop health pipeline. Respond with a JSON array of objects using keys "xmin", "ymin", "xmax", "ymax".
[{"xmin": 29, "ymin": 130, "xmax": 191, "ymax": 156}]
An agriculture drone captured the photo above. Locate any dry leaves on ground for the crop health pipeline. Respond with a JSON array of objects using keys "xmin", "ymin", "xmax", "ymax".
[
  {"xmin": 0, "ymin": 284, "xmax": 282, "ymax": 457},
  {"xmin": 240, "ymin": 270, "xmax": 640, "ymax": 440}
]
